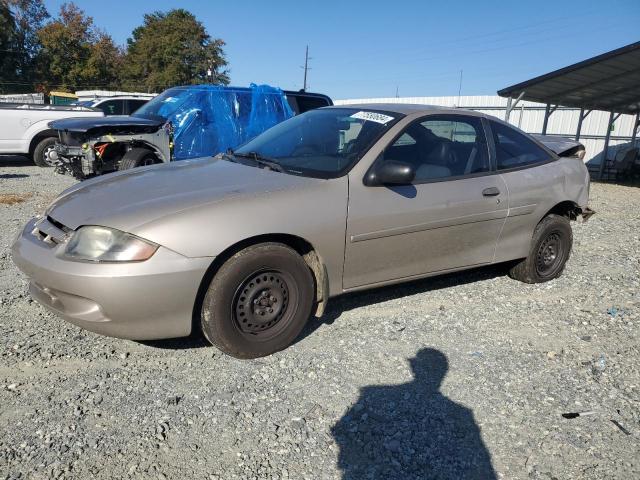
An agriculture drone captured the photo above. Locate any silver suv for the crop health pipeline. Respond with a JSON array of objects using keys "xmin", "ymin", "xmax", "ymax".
[{"xmin": 12, "ymin": 104, "xmax": 592, "ymax": 358}]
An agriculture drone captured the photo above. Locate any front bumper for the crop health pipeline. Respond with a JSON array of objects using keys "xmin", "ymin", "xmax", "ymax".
[{"xmin": 11, "ymin": 217, "xmax": 212, "ymax": 340}]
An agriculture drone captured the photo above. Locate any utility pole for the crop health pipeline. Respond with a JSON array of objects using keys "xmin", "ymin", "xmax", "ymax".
[
  {"xmin": 457, "ymin": 69, "xmax": 463, "ymax": 107},
  {"xmin": 302, "ymin": 45, "xmax": 310, "ymax": 91},
  {"xmin": 395, "ymin": 86, "xmax": 399, "ymax": 98}
]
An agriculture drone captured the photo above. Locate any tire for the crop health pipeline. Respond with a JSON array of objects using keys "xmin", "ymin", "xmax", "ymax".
[
  {"xmin": 118, "ymin": 148, "xmax": 158, "ymax": 170},
  {"xmin": 201, "ymin": 243, "xmax": 315, "ymax": 359},
  {"xmin": 509, "ymin": 214, "xmax": 573, "ymax": 283},
  {"xmin": 32, "ymin": 137, "xmax": 57, "ymax": 167}
]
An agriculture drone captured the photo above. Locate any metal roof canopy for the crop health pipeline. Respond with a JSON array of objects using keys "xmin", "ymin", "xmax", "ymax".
[{"xmin": 498, "ymin": 41, "xmax": 640, "ymax": 179}]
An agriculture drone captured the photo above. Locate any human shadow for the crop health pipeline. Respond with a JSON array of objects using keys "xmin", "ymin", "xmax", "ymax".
[{"xmin": 331, "ymin": 348, "xmax": 496, "ymax": 480}]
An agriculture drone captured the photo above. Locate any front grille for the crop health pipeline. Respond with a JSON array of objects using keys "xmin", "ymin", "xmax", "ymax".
[{"xmin": 31, "ymin": 216, "xmax": 72, "ymax": 246}]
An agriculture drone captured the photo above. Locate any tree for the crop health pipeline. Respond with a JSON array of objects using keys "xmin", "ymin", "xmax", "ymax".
[
  {"xmin": 0, "ymin": 2, "xmax": 19, "ymax": 91},
  {"xmin": 84, "ymin": 32, "xmax": 124, "ymax": 89},
  {"xmin": 35, "ymin": 2, "xmax": 122, "ymax": 91},
  {"xmin": 1, "ymin": 0, "xmax": 49, "ymax": 91},
  {"xmin": 121, "ymin": 9, "xmax": 229, "ymax": 91}
]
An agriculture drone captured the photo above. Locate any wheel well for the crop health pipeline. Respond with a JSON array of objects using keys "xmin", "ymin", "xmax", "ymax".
[
  {"xmin": 544, "ymin": 201, "xmax": 582, "ymax": 221},
  {"xmin": 191, "ymin": 234, "xmax": 328, "ymax": 335},
  {"xmin": 127, "ymin": 142, "xmax": 164, "ymax": 162},
  {"xmin": 29, "ymin": 129, "xmax": 58, "ymax": 154}
]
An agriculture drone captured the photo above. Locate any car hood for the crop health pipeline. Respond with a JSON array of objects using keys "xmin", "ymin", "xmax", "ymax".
[
  {"xmin": 49, "ymin": 115, "xmax": 164, "ymax": 134},
  {"xmin": 46, "ymin": 158, "xmax": 320, "ymax": 233}
]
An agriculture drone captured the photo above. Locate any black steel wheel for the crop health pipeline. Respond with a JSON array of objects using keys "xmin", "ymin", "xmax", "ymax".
[
  {"xmin": 233, "ymin": 270, "xmax": 293, "ymax": 338},
  {"xmin": 509, "ymin": 214, "xmax": 573, "ymax": 284},
  {"xmin": 535, "ymin": 232, "xmax": 564, "ymax": 277},
  {"xmin": 200, "ymin": 243, "xmax": 315, "ymax": 358}
]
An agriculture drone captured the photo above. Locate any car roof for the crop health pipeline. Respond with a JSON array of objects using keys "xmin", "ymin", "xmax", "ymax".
[
  {"xmin": 93, "ymin": 96, "xmax": 151, "ymax": 101},
  {"xmin": 327, "ymin": 103, "xmax": 487, "ymax": 117}
]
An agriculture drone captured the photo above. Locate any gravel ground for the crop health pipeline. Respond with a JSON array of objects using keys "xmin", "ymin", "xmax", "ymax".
[{"xmin": 1, "ymin": 157, "xmax": 639, "ymax": 480}]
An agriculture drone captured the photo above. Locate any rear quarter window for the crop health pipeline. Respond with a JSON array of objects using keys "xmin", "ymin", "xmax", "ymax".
[{"xmin": 490, "ymin": 121, "xmax": 550, "ymax": 170}]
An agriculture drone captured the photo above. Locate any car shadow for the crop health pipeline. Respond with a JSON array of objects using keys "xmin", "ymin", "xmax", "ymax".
[
  {"xmin": 137, "ymin": 332, "xmax": 209, "ymax": 350},
  {"xmin": 0, "ymin": 173, "xmax": 30, "ymax": 179},
  {"xmin": 0, "ymin": 155, "xmax": 33, "ymax": 167},
  {"xmin": 141, "ymin": 264, "xmax": 508, "ymax": 352},
  {"xmin": 331, "ymin": 348, "xmax": 497, "ymax": 479},
  {"xmin": 299, "ymin": 264, "xmax": 508, "ymax": 343}
]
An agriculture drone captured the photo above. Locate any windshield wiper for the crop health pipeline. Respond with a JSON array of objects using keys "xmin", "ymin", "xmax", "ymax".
[{"xmin": 232, "ymin": 151, "xmax": 285, "ymax": 173}]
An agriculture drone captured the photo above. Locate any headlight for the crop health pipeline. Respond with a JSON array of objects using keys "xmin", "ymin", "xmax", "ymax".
[{"xmin": 64, "ymin": 226, "xmax": 158, "ymax": 262}]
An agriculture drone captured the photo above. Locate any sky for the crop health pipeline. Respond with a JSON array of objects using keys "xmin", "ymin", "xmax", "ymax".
[{"xmin": 44, "ymin": 0, "xmax": 640, "ymax": 100}]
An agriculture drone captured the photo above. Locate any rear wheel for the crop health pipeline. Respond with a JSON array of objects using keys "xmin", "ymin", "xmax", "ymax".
[
  {"xmin": 118, "ymin": 148, "xmax": 159, "ymax": 170},
  {"xmin": 200, "ymin": 243, "xmax": 315, "ymax": 359},
  {"xmin": 32, "ymin": 137, "xmax": 57, "ymax": 167},
  {"xmin": 509, "ymin": 214, "xmax": 573, "ymax": 283}
]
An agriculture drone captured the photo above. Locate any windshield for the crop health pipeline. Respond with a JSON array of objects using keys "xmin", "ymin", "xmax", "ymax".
[
  {"xmin": 234, "ymin": 108, "xmax": 401, "ymax": 178},
  {"xmin": 132, "ymin": 87, "xmax": 193, "ymax": 120}
]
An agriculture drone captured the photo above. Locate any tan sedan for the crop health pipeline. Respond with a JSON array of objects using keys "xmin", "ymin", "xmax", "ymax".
[{"xmin": 12, "ymin": 105, "xmax": 592, "ymax": 358}]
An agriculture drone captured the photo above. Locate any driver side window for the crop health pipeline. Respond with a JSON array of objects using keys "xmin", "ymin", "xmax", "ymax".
[{"xmin": 383, "ymin": 115, "xmax": 489, "ymax": 182}]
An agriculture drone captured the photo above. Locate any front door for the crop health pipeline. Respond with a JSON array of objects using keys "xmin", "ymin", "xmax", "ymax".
[{"xmin": 343, "ymin": 114, "xmax": 508, "ymax": 289}]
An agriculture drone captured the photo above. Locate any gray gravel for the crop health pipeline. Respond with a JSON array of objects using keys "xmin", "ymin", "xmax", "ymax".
[{"xmin": 1, "ymin": 157, "xmax": 639, "ymax": 479}]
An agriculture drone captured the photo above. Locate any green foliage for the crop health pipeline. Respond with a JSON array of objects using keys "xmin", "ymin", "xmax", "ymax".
[
  {"xmin": 1, "ymin": 3, "xmax": 230, "ymax": 94},
  {"xmin": 1, "ymin": 0, "xmax": 49, "ymax": 92},
  {"xmin": 121, "ymin": 9, "xmax": 229, "ymax": 91},
  {"xmin": 36, "ymin": 2, "xmax": 123, "ymax": 91},
  {"xmin": 0, "ymin": 2, "xmax": 19, "ymax": 91}
]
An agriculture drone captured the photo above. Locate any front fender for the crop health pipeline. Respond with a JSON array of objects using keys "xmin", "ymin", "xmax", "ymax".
[{"xmin": 132, "ymin": 177, "xmax": 349, "ymax": 296}]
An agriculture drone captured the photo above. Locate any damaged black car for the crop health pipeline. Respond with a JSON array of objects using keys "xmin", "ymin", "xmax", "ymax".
[{"xmin": 48, "ymin": 84, "xmax": 332, "ymax": 179}]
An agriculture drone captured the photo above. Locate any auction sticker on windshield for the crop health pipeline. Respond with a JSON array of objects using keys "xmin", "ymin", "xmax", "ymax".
[{"xmin": 350, "ymin": 111, "xmax": 395, "ymax": 124}]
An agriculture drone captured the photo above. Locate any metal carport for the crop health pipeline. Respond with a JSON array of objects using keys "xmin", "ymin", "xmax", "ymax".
[{"xmin": 498, "ymin": 41, "xmax": 640, "ymax": 179}]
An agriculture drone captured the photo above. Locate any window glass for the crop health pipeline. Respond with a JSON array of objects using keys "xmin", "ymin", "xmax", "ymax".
[
  {"xmin": 128, "ymin": 99, "xmax": 148, "ymax": 114},
  {"xmin": 393, "ymin": 132, "xmax": 417, "ymax": 146},
  {"xmin": 490, "ymin": 121, "xmax": 549, "ymax": 169},
  {"xmin": 383, "ymin": 116, "xmax": 489, "ymax": 182},
  {"xmin": 234, "ymin": 108, "xmax": 400, "ymax": 178},
  {"xmin": 97, "ymin": 100, "xmax": 124, "ymax": 115},
  {"xmin": 295, "ymin": 95, "xmax": 331, "ymax": 114}
]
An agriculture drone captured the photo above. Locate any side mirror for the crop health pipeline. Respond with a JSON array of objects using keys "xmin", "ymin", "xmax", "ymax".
[{"xmin": 364, "ymin": 160, "xmax": 415, "ymax": 186}]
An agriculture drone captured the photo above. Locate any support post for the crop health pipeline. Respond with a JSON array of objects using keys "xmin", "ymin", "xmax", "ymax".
[
  {"xmin": 505, "ymin": 97, "xmax": 512, "ymax": 122},
  {"xmin": 542, "ymin": 104, "xmax": 551, "ymax": 134},
  {"xmin": 597, "ymin": 111, "xmax": 616, "ymax": 180},
  {"xmin": 575, "ymin": 109, "xmax": 592, "ymax": 141},
  {"xmin": 505, "ymin": 91, "xmax": 525, "ymax": 122},
  {"xmin": 541, "ymin": 104, "xmax": 558, "ymax": 135},
  {"xmin": 575, "ymin": 108, "xmax": 585, "ymax": 141},
  {"xmin": 518, "ymin": 102, "xmax": 525, "ymax": 128}
]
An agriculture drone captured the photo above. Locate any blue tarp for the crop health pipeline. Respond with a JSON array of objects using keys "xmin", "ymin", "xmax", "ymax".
[{"xmin": 136, "ymin": 84, "xmax": 294, "ymax": 160}]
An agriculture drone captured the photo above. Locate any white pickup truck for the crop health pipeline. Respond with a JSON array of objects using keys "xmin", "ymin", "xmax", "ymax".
[{"xmin": 0, "ymin": 103, "xmax": 103, "ymax": 166}]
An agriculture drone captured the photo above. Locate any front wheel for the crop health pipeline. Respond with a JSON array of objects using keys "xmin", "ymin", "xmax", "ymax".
[
  {"xmin": 509, "ymin": 214, "xmax": 573, "ymax": 283},
  {"xmin": 200, "ymin": 243, "xmax": 315, "ymax": 359}
]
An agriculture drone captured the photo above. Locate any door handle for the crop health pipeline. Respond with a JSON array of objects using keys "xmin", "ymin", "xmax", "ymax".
[{"xmin": 482, "ymin": 187, "xmax": 500, "ymax": 196}]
